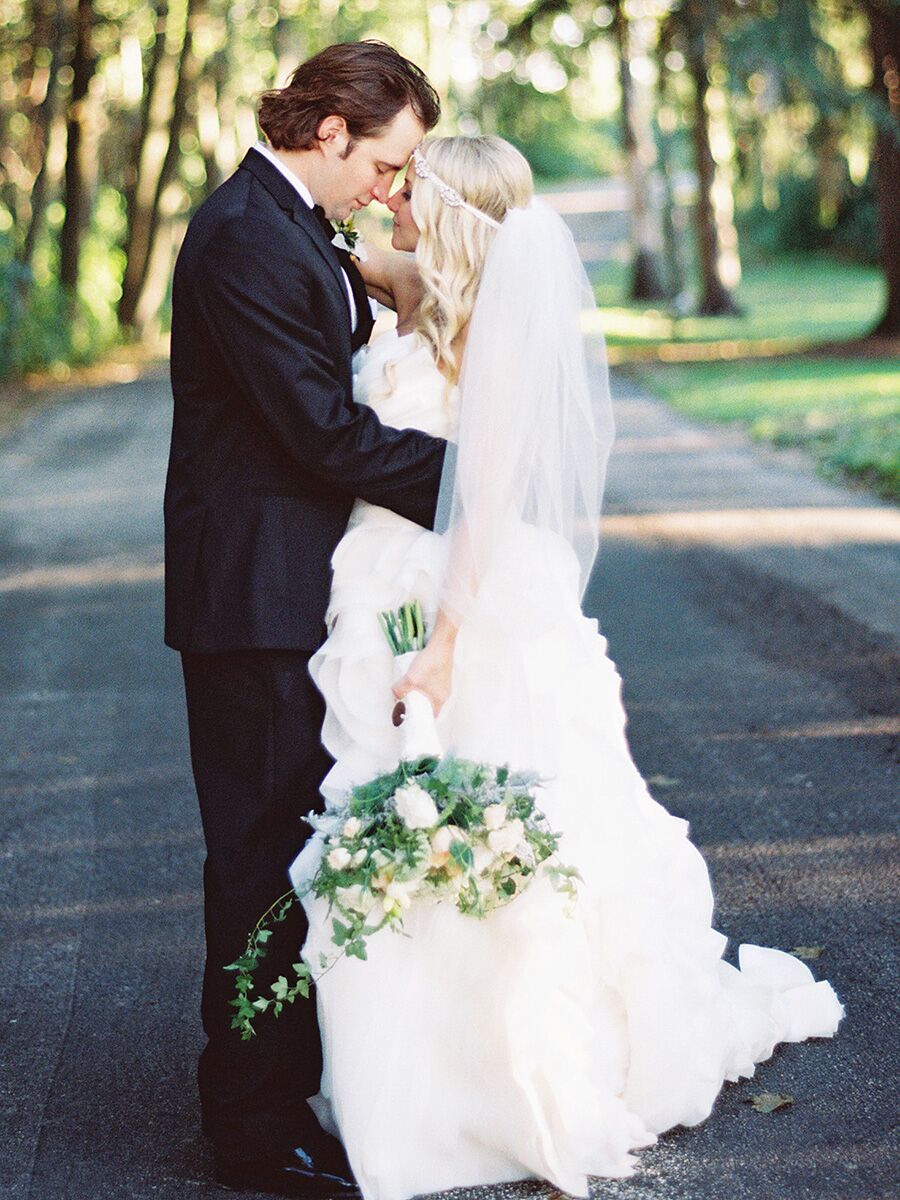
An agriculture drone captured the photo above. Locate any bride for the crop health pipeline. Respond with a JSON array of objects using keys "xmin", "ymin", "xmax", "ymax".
[{"xmin": 290, "ymin": 135, "xmax": 843, "ymax": 1200}]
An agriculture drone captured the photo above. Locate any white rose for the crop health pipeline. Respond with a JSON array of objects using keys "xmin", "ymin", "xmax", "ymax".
[
  {"xmin": 350, "ymin": 848, "xmax": 367, "ymax": 867},
  {"xmin": 472, "ymin": 843, "xmax": 496, "ymax": 875},
  {"xmin": 339, "ymin": 884, "xmax": 374, "ymax": 914},
  {"xmin": 430, "ymin": 826, "xmax": 453, "ymax": 854},
  {"xmin": 483, "ymin": 804, "xmax": 507, "ymax": 831},
  {"xmin": 342, "ymin": 817, "xmax": 362, "ymax": 838},
  {"xmin": 327, "ymin": 846, "xmax": 352, "ymax": 870},
  {"xmin": 487, "ymin": 819, "xmax": 525, "ymax": 857},
  {"xmin": 385, "ymin": 880, "xmax": 413, "ymax": 910},
  {"xmin": 394, "ymin": 782, "xmax": 439, "ymax": 830}
]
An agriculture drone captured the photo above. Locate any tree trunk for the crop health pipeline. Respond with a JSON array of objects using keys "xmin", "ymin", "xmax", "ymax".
[
  {"xmin": 118, "ymin": 0, "xmax": 171, "ymax": 328},
  {"xmin": 683, "ymin": 5, "xmax": 742, "ymax": 316},
  {"xmin": 867, "ymin": 0, "xmax": 900, "ymax": 338},
  {"xmin": 119, "ymin": 0, "xmax": 203, "ymax": 331},
  {"xmin": 655, "ymin": 22, "xmax": 687, "ymax": 303},
  {"xmin": 615, "ymin": 2, "xmax": 666, "ymax": 302},
  {"xmin": 59, "ymin": 0, "xmax": 96, "ymax": 293},
  {"xmin": 20, "ymin": 0, "xmax": 65, "ymax": 271}
]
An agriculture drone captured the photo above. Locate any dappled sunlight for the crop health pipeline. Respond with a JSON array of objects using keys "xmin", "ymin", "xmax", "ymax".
[
  {"xmin": 708, "ymin": 716, "xmax": 900, "ymax": 742},
  {"xmin": 703, "ymin": 831, "xmax": 898, "ymax": 910},
  {"xmin": 0, "ymin": 891, "xmax": 202, "ymax": 923},
  {"xmin": 702, "ymin": 831, "xmax": 897, "ymax": 862},
  {"xmin": 0, "ymin": 763, "xmax": 188, "ymax": 798},
  {"xmin": 0, "ymin": 483, "xmax": 160, "ymax": 514},
  {"xmin": 0, "ymin": 555, "xmax": 163, "ymax": 593},
  {"xmin": 602, "ymin": 506, "xmax": 900, "ymax": 547},
  {"xmin": 3, "ymin": 826, "xmax": 202, "ymax": 856}
]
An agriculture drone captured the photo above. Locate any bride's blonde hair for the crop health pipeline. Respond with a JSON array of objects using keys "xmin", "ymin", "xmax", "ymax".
[{"xmin": 412, "ymin": 136, "xmax": 533, "ymax": 384}]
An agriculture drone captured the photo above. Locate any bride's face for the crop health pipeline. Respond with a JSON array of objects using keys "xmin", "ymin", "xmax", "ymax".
[{"xmin": 387, "ymin": 170, "xmax": 419, "ymax": 252}]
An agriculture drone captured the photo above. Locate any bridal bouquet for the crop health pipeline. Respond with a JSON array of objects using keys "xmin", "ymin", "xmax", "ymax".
[{"xmin": 227, "ymin": 602, "xmax": 580, "ymax": 1040}]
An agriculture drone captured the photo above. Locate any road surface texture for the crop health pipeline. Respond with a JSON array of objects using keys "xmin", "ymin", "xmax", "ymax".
[{"xmin": 1, "ymin": 357, "xmax": 897, "ymax": 1200}]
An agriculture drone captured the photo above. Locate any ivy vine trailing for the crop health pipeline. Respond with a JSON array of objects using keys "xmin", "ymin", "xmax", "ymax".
[{"xmin": 224, "ymin": 891, "xmax": 311, "ymax": 1041}]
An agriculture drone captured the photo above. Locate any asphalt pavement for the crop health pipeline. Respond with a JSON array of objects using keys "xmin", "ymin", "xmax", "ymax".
[{"xmin": 0, "ymin": 358, "xmax": 897, "ymax": 1200}]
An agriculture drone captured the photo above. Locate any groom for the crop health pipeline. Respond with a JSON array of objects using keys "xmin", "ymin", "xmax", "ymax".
[{"xmin": 165, "ymin": 41, "xmax": 447, "ymax": 1197}]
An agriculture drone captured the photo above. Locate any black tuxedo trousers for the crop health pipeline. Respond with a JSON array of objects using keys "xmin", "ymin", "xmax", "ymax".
[
  {"xmin": 182, "ymin": 648, "xmax": 329, "ymax": 1154},
  {"xmin": 165, "ymin": 149, "xmax": 449, "ymax": 1160}
]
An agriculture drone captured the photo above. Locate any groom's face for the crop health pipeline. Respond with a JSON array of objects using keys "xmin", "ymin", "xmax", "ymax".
[{"xmin": 315, "ymin": 105, "xmax": 425, "ymax": 221}]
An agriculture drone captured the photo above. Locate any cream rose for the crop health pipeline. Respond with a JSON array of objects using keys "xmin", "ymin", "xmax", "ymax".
[
  {"xmin": 394, "ymin": 781, "xmax": 439, "ymax": 830},
  {"xmin": 483, "ymin": 804, "xmax": 507, "ymax": 831},
  {"xmin": 342, "ymin": 817, "xmax": 362, "ymax": 838},
  {"xmin": 487, "ymin": 818, "xmax": 525, "ymax": 857},
  {"xmin": 326, "ymin": 846, "xmax": 352, "ymax": 870}
]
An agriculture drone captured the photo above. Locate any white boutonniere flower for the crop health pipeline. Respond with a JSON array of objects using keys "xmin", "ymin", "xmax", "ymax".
[{"xmin": 331, "ymin": 217, "xmax": 368, "ymax": 262}]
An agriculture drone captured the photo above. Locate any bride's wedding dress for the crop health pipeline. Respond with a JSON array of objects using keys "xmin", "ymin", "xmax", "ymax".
[{"xmin": 291, "ymin": 327, "xmax": 843, "ymax": 1200}]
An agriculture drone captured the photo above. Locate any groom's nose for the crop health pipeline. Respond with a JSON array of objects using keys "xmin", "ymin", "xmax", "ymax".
[{"xmin": 370, "ymin": 177, "xmax": 392, "ymax": 204}]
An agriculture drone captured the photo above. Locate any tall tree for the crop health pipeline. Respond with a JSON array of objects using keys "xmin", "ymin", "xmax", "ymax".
[
  {"xmin": 615, "ymin": 0, "xmax": 667, "ymax": 301},
  {"xmin": 20, "ymin": 0, "xmax": 65, "ymax": 273},
  {"xmin": 59, "ymin": 0, "xmax": 97, "ymax": 293},
  {"xmin": 119, "ymin": 0, "xmax": 203, "ymax": 330},
  {"xmin": 672, "ymin": 0, "xmax": 743, "ymax": 315},
  {"xmin": 864, "ymin": 0, "xmax": 900, "ymax": 337}
]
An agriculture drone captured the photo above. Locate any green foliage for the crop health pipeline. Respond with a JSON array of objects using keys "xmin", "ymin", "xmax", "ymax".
[
  {"xmin": 739, "ymin": 175, "xmax": 878, "ymax": 263},
  {"xmin": 596, "ymin": 253, "xmax": 885, "ymax": 347},
  {"xmin": 225, "ymin": 890, "xmax": 312, "ymax": 1041},
  {"xmin": 227, "ymin": 751, "xmax": 575, "ymax": 1039},
  {"xmin": 635, "ymin": 354, "xmax": 900, "ymax": 501}
]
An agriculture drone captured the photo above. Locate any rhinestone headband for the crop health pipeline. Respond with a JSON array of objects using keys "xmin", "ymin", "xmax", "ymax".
[{"xmin": 412, "ymin": 146, "xmax": 502, "ymax": 229}]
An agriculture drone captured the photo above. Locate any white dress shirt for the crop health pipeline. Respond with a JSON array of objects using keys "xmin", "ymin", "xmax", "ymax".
[{"xmin": 252, "ymin": 141, "xmax": 357, "ymax": 331}]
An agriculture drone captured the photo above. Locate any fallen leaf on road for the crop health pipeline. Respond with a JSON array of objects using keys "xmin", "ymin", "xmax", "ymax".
[
  {"xmin": 746, "ymin": 1092, "xmax": 794, "ymax": 1113},
  {"xmin": 647, "ymin": 774, "xmax": 680, "ymax": 788},
  {"xmin": 791, "ymin": 945, "xmax": 825, "ymax": 959}
]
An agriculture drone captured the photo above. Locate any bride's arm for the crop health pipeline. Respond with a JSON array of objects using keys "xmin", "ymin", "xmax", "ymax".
[{"xmin": 359, "ymin": 247, "xmax": 423, "ymax": 327}]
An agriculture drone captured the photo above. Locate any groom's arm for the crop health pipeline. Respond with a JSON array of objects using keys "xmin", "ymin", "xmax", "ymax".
[{"xmin": 190, "ymin": 216, "xmax": 447, "ymax": 530}]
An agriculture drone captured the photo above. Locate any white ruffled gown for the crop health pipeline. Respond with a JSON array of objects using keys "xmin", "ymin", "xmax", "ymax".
[{"xmin": 290, "ymin": 329, "xmax": 843, "ymax": 1200}]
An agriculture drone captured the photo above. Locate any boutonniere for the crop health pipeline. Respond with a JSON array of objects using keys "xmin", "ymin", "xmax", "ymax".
[{"xmin": 331, "ymin": 217, "xmax": 367, "ymax": 263}]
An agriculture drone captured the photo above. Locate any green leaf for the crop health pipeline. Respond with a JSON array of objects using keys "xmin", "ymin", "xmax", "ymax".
[
  {"xmin": 746, "ymin": 1092, "xmax": 794, "ymax": 1113},
  {"xmin": 450, "ymin": 840, "xmax": 474, "ymax": 870},
  {"xmin": 791, "ymin": 945, "xmax": 825, "ymax": 960},
  {"xmin": 332, "ymin": 919, "xmax": 351, "ymax": 946},
  {"xmin": 252, "ymin": 998, "xmax": 270, "ymax": 1012}
]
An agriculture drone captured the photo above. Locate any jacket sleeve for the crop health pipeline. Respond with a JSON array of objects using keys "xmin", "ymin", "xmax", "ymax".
[{"xmin": 192, "ymin": 215, "xmax": 448, "ymax": 530}]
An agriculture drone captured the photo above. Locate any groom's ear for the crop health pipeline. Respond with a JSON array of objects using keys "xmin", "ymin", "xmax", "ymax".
[{"xmin": 316, "ymin": 114, "xmax": 352, "ymax": 157}]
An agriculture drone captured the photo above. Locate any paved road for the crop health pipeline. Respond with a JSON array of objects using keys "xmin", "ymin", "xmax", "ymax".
[{"xmin": 0, "ymin": 362, "xmax": 896, "ymax": 1200}]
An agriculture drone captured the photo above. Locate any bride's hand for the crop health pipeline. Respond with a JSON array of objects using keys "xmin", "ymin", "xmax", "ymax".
[{"xmin": 393, "ymin": 638, "xmax": 455, "ymax": 717}]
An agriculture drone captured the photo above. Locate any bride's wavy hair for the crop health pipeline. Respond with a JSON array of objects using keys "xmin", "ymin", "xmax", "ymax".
[{"xmin": 412, "ymin": 136, "xmax": 533, "ymax": 385}]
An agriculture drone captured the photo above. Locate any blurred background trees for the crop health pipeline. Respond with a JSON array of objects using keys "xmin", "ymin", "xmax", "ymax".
[{"xmin": 0, "ymin": 1, "xmax": 896, "ymax": 394}]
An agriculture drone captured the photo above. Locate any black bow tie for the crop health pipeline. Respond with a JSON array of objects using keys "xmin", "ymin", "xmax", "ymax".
[{"xmin": 311, "ymin": 204, "xmax": 336, "ymax": 242}]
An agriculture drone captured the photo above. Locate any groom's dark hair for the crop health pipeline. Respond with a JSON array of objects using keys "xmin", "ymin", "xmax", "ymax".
[{"xmin": 258, "ymin": 40, "xmax": 440, "ymax": 152}]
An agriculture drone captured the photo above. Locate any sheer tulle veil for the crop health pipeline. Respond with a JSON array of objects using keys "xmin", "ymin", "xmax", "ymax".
[{"xmin": 435, "ymin": 198, "xmax": 614, "ymax": 629}]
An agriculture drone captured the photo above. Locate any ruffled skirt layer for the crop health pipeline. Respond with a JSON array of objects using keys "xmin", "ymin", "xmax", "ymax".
[{"xmin": 292, "ymin": 511, "xmax": 843, "ymax": 1200}]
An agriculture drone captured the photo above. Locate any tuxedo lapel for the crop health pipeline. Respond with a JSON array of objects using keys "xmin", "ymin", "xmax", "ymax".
[{"xmin": 238, "ymin": 149, "xmax": 351, "ymax": 337}]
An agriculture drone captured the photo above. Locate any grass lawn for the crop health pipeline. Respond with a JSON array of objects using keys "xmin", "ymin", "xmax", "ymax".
[{"xmin": 593, "ymin": 254, "xmax": 899, "ymax": 500}]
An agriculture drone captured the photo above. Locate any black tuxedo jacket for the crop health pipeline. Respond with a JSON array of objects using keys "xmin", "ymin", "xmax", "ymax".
[{"xmin": 164, "ymin": 149, "xmax": 448, "ymax": 651}]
